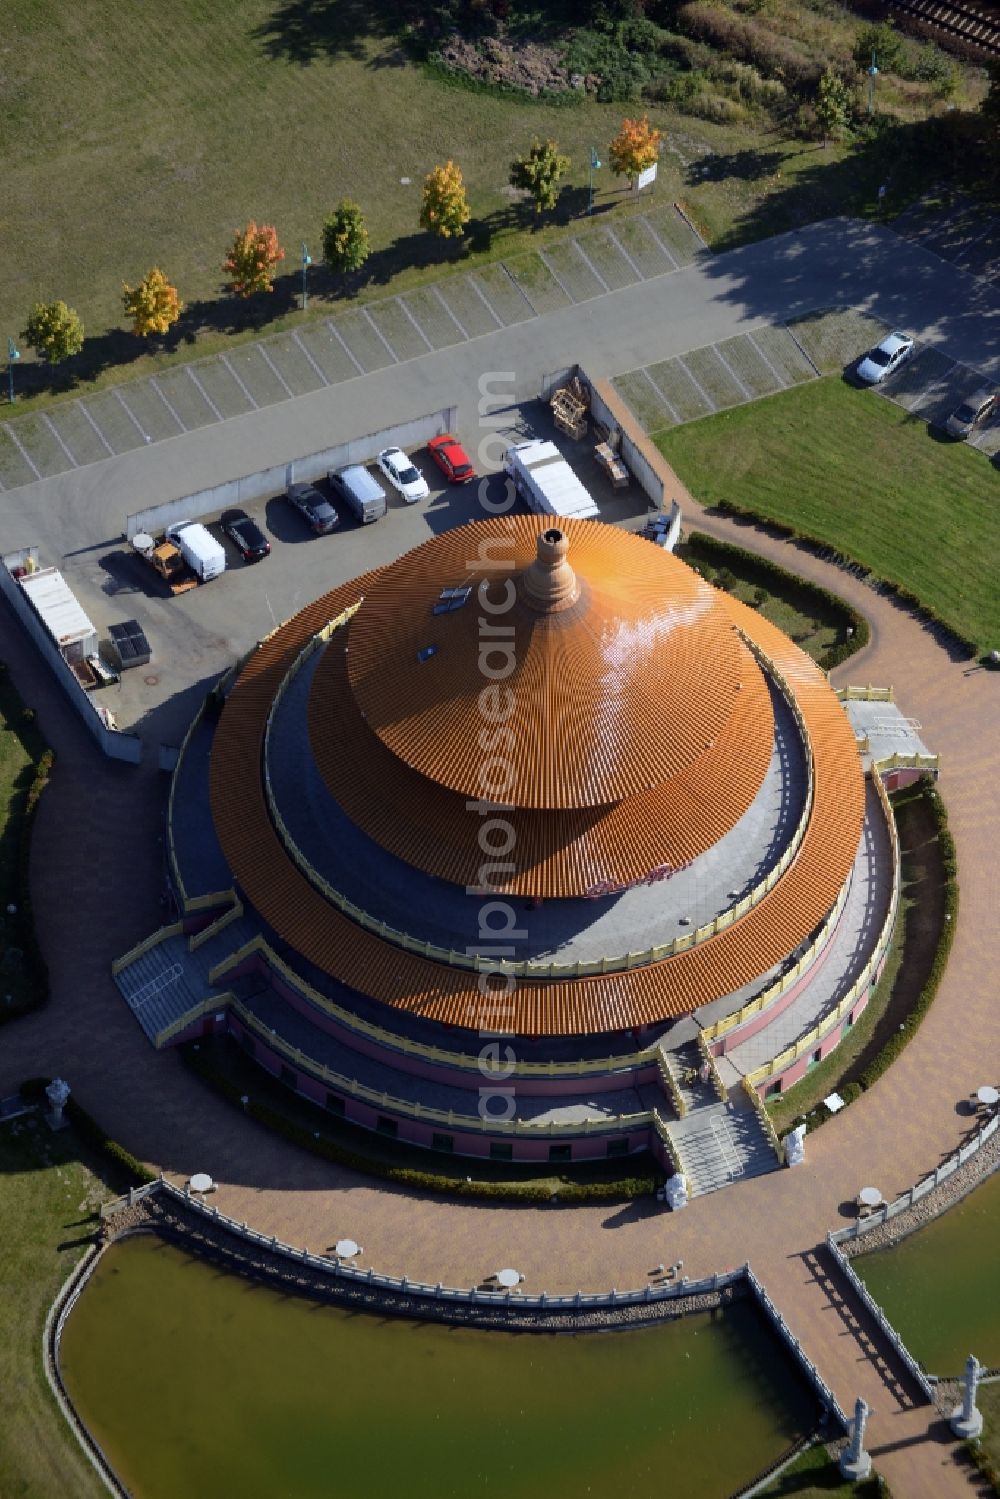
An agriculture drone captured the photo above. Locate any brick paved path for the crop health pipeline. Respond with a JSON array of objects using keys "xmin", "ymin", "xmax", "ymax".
[{"xmin": 2, "ymin": 487, "xmax": 994, "ymax": 1494}]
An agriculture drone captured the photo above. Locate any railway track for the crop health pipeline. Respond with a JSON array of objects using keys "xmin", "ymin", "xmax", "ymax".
[{"xmin": 887, "ymin": 0, "xmax": 1000, "ymax": 58}]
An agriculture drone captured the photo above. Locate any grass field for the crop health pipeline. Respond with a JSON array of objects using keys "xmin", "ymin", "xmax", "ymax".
[
  {"xmin": 0, "ymin": 1115, "xmax": 109, "ymax": 1499},
  {"xmin": 657, "ymin": 378, "xmax": 1000, "ymax": 651},
  {"xmin": 759, "ymin": 1441, "xmax": 885, "ymax": 1494},
  {"xmin": 0, "ymin": 668, "xmax": 50, "ymax": 1023}
]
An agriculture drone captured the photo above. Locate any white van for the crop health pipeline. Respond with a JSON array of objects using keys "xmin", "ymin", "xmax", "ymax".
[
  {"xmin": 166, "ymin": 522, "xmax": 226, "ymax": 582},
  {"xmin": 329, "ymin": 464, "xmax": 387, "ymax": 524}
]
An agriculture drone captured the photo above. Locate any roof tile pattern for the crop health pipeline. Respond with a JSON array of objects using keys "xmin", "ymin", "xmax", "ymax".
[{"xmin": 207, "ymin": 529, "xmax": 865, "ymax": 1037}]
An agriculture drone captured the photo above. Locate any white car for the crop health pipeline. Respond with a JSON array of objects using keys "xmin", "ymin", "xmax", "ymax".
[
  {"xmin": 856, "ymin": 331, "xmax": 915, "ymax": 385},
  {"xmin": 377, "ymin": 446, "xmax": 429, "ymax": 503}
]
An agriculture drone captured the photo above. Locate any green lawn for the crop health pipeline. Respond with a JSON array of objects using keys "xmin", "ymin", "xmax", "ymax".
[
  {"xmin": 0, "ymin": 668, "xmax": 50, "ymax": 1023},
  {"xmin": 657, "ymin": 378, "xmax": 1000, "ymax": 652},
  {"xmin": 759, "ymin": 1441, "xmax": 886, "ymax": 1495},
  {"xmin": 0, "ymin": 1115, "xmax": 110, "ymax": 1499}
]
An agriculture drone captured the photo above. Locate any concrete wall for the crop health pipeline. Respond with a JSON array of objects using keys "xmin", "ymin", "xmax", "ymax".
[
  {"xmin": 0, "ymin": 549, "xmax": 142, "ymax": 764},
  {"xmin": 125, "ymin": 405, "xmax": 458, "ymax": 540}
]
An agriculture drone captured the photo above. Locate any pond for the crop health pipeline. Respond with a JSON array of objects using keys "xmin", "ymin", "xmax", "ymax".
[
  {"xmin": 59, "ymin": 1236, "xmax": 819, "ymax": 1499},
  {"xmin": 856, "ymin": 1168, "xmax": 1000, "ymax": 1375}
]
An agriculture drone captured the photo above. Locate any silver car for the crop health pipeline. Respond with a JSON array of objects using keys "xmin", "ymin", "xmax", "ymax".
[
  {"xmin": 856, "ymin": 331, "xmax": 914, "ymax": 385},
  {"xmin": 944, "ymin": 385, "xmax": 999, "ymax": 440}
]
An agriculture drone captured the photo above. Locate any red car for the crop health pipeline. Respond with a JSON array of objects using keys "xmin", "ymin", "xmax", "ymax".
[{"xmin": 428, "ymin": 434, "xmax": 476, "ymax": 484}]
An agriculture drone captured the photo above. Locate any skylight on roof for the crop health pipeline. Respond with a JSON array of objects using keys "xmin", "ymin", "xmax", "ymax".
[
  {"xmin": 416, "ymin": 644, "xmax": 439, "ymax": 663},
  {"xmin": 432, "ymin": 586, "xmax": 472, "ymax": 615}
]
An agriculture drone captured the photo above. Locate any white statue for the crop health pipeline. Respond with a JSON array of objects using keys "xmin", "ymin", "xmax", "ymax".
[
  {"xmin": 665, "ymin": 1172, "xmax": 689, "ymax": 1211},
  {"xmin": 951, "ymin": 1355, "xmax": 984, "ymax": 1440},
  {"xmin": 839, "ymin": 1397, "xmax": 872, "ymax": 1482},
  {"xmin": 784, "ymin": 1123, "xmax": 807, "ymax": 1167},
  {"xmin": 45, "ymin": 1077, "xmax": 70, "ymax": 1131}
]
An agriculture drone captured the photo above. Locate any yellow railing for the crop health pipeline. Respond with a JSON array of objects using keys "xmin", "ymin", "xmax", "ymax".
[
  {"xmin": 741, "ymin": 1075, "xmax": 785, "ymax": 1163},
  {"xmin": 873, "ymin": 751, "xmax": 940, "ymax": 774},
  {"xmin": 655, "ymin": 1046, "xmax": 686, "ymax": 1119},
  {"xmin": 696, "ymin": 1030, "xmax": 729, "ymax": 1102},
  {"xmin": 262, "ymin": 625, "xmax": 817, "ymax": 981},
  {"xmin": 232, "ymin": 999, "xmax": 654, "ymax": 1138},
  {"xmin": 652, "ymin": 1108, "xmax": 683, "ymax": 1180},
  {"xmin": 746, "ymin": 772, "xmax": 901, "ymax": 1087},
  {"xmin": 188, "ymin": 894, "xmax": 243, "ymax": 951},
  {"xmin": 155, "ymin": 992, "xmax": 236, "ymax": 1048},
  {"xmin": 185, "ymin": 888, "xmax": 239, "ymax": 915},
  {"xmin": 836, "ymin": 684, "xmax": 894, "ymax": 702},
  {"xmin": 111, "ymin": 922, "xmax": 184, "ymax": 976}
]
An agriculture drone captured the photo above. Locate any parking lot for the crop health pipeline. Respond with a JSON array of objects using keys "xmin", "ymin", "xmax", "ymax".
[
  {"xmin": 56, "ymin": 401, "xmax": 652, "ymax": 748},
  {"xmin": 0, "ymin": 204, "xmax": 704, "ymax": 495},
  {"xmin": 893, "ymin": 191, "xmax": 1000, "ymax": 287}
]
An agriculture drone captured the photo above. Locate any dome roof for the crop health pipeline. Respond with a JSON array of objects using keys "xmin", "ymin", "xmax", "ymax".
[{"xmin": 342, "ymin": 517, "xmax": 748, "ymax": 811}]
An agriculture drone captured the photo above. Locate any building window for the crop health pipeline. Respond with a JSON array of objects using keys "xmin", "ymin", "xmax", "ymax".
[
  {"xmin": 548, "ymin": 1144, "xmax": 572, "ymax": 1163},
  {"xmin": 325, "ymin": 1092, "xmax": 345, "ymax": 1116},
  {"xmin": 807, "ymin": 1048, "xmax": 822, "ymax": 1071},
  {"xmin": 490, "ymin": 1141, "xmax": 513, "ymax": 1161},
  {"xmin": 279, "ymin": 1064, "xmax": 297, "ymax": 1089},
  {"xmin": 843, "ymin": 1013, "xmax": 854, "ymax": 1034},
  {"xmin": 240, "ymin": 1031, "xmax": 255, "ymax": 1058},
  {"xmin": 606, "ymin": 1138, "xmax": 629, "ymax": 1158},
  {"xmin": 376, "ymin": 1115, "xmax": 398, "ymax": 1138},
  {"xmin": 766, "ymin": 1080, "xmax": 782, "ymax": 1097},
  {"xmin": 431, "ymin": 1133, "xmax": 454, "ymax": 1154}
]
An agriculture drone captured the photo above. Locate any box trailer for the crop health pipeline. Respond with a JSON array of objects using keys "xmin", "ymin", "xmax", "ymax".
[
  {"xmin": 504, "ymin": 440, "xmax": 600, "ymax": 521},
  {"xmin": 166, "ymin": 522, "xmax": 226, "ymax": 582},
  {"xmin": 19, "ymin": 567, "xmax": 98, "ymax": 661}
]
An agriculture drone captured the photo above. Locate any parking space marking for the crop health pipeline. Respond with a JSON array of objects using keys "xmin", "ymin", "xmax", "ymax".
[
  {"xmin": 220, "ymin": 355, "xmax": 259, "ymax": 409},
  {"xmin": 396, "ymin": 297, "xmax": 434, "ymax": 352},
  {"xmin": 257, "ymin": 344, "xmax": 294, "ymax": 398},
  {"xmin": 640, "ymin": 366, "xmax": 680, "ymax": 424},
  {"xmin": 497, "ymin": 264, "xmax": 536, "ymax": 319},
  {"xmin": 149, "ymin": 377, "xmax": 188, "ymax": 433},
  {"xmin": 714, "ymin": 343, "xmax": 752, "ymax": 401},
  {"xmin": 465, "ymin": 276, "xmax": 504, "ymax": 329},
  {"xmin": 4, "ymin": 425, "xmax": 42, "ymax": 480},
  {"xmin": 76, "ymin": 400, "xmax": 115, "ymax": 456},
  {"xmin": 114, "ymin": 389, "xmax": 149, "ymax": 441},
  {"xmin": 571, "ymin": 238, "xmax": 610, "ymax": 294},
  {"xmin": 361, "ymin": 307, "xmax": 399, "ymax": 363},
  {"xmin": 326, "ymin": 320, "xmax": 366, "ymax": 375},
  {"xmin": 639, "ymin": 215, "xmax": 679, "ymax": 270},
  {"xmin": 746, "ymin": 329, "xmax": 790, "ymax": 390},
  {"xmin": 40, "ymin": 412, "xmax": 79, "ymax": 468},
  {"xmin": 536, "ymin": 250, "xmax": 576, "ymax": 305},
  {"xmin": 675, "ymin": 354, "xmax": 717, "ymax": 412},
  {"xmin": 430, "ymin": 284, "xmax": 468, "ymax": 342},
  {"xmin": 606, "ymin": 226, "xmax": 645, "ymax": 281},
  {"xmin": 185, "ymin": 367, "xmax": 224, "ymax": 422},
  {"xmin": 291, "ymin": 330, "xmax": 330, "ymax": 387}
]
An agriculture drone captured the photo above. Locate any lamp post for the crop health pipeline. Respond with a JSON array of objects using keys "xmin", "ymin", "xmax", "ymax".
[
  {"xmin": 301, "ymin": 242, "xmax": 312, "ymax": 312},
  {"xmin": 7, "ymin": 336, "xmax": 20, "ymax": 405},
  {"xmin": 588, "ymin": 147, "xmax": 601, "ymax": 215},
  {"xmin": 867, "ymin": 50, "xmax": 879, "ymax": 115}
]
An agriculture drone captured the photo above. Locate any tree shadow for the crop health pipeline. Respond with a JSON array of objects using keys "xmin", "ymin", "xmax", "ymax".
[
  {"xmin": 251, "ymin": 0, "xmax": 395, "ymax": 65},
  {"xmin": 686, "ymin": 147, "xmax": 789, "ymax": 187}
]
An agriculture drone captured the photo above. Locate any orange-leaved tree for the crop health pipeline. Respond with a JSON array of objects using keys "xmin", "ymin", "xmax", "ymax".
[
  {"xmin": 608, "ymin": 116, "xmax": 663, "ymax": 189},
  {"xmin": 223, "ymin": 222, "xmax": 285, "ymax": 297},
  {"xmin": 419, "ymin": 161, "xmax": 471, "ymax": 239},
  {"xmin": 122, "ymin": 267, "xmax": 183, "ymax": 337}
]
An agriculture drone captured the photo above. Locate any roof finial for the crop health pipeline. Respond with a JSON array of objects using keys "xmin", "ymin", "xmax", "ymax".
[{"xmin": 523, "ymin": 527, "xmax": 578, "ymax": 612}]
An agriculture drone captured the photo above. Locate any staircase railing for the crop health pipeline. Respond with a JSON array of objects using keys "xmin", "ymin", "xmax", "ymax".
[
  {"xmin": 741, "ymin": 1075, "xmax": 785, "ymax": 1164},
  {"xmin": 655, "ymin": 1046, "xmax": 687, "ymax": 1118},
  {"xmin": 696, "ymin": 1031, "xmax": 729, "ymax": 1102}
]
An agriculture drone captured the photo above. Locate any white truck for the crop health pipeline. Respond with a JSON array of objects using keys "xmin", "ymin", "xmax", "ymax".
[
  {"xmin": 166, "ymin": 522, "xmax": 226, "ymax": 582},
  {"xmin": 504, "ymin": 440, "xmax": 600, "ymax": 521}
]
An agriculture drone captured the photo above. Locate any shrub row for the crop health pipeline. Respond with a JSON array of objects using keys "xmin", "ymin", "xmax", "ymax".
[
  {"xmin": 683, "ymin": 529, "xmax": 870, "ymax": 670},
  {"xmin": 711, "ymin": 499, "xmax": 979, "ymax": 659},
  {"xmin": 960, "ymin": 1438, "xmax": 1000, "ymax": 1495},
  {"xmin": 20, "ymin": 1077, "xmax": 157, "ymax": 1186},
  {"xmin": 181, "ymin": 1047, "xmax": 662, "ymax": 1203},
  {"xmin": 675, "ymin": 2, "xmax": 827, "ymax": 96},
  {"xmin": 0, "ymin": 658, "xmax": 54, "ymax": 1026}
]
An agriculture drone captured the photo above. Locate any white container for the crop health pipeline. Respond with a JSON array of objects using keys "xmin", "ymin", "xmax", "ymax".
[
  {"xmin": 166, "ymin": 522, "xmax": 226, "ymax": 582},
  {"xmin": 504, "ymin": 440, "xmax": 599, "ymax": 521}
]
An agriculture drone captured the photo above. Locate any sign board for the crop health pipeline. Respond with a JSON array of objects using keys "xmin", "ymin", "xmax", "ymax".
[{"xmin": 637, "ymin": 162, "xmax": 658, "ymax": 192}]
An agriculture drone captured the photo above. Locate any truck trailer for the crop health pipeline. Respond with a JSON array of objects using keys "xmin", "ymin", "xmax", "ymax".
[{"xmin": 504, "ymin": 440, "xmax": 600, "ymax": 521}]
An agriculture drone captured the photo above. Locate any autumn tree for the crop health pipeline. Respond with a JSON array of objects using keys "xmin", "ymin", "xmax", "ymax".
[
  {"xmin": 322, "ymin": 200, "xmax": 370, "ymax": 277},
  {"xmin": 815, "ymin": 70, "xmax": 851, "ymax": 147},
  {"xmin": 223, "ymin": 222, "xmax": 285, "ymax": 297},
  {"xmin": 419, "ymin": 161, "xmax": 471, "ymax": 239},
  {"xmin": 122, "ymin": 267, "xmax": 182, "ymax": 337},
  {"xmin": 22, "ymin": 300, "xmax": 84, "ymax": 364},
  {"xmin": 608, "ymin": 116, "xmax": 663, "ymax": 188},
  {"xmin": 509, "ymin": 140, "xmax": 570, "ymax": 215}
]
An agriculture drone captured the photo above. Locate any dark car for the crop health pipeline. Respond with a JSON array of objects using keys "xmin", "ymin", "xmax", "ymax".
[
  {"xmin": 943, "ymin": 385, "xmax": 999, "ymax": 440},
  {"xmin": 428, "ymin": 433, "xmax": 476, "ymax": 484},
  {"xmin": 286, "ymin": 482, "xmax": 339, "ymax": 535},
  {"xmin": 220, "ymin": 508, "xmax": 271, "ymax": 562}
]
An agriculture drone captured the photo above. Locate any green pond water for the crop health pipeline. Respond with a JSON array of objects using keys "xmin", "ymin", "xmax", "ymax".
[
  {"xmin": 60, "ymin": 1235, "xmax": 816, "ymax": 1499},
  {"xmin": 857, "ymin": 1168, "xmax": 1000, "ymax": 1375}
]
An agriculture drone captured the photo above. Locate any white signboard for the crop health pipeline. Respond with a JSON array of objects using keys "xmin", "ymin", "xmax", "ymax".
[{"xmin": 637, "ymin": 162, "xmax": 658, "ymax": 191}]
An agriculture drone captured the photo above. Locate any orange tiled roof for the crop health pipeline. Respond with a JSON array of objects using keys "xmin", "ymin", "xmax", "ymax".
[{"xmin": 206, "ymin": 526, "xmax": 865, "ymax": 1037}]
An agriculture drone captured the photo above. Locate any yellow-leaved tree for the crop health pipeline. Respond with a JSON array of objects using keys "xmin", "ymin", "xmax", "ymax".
[
  {"xmin": 122, "ymin": 268, "xmax": 183, "ymax": 337},
  {"xmin": 419, "ymin": 161, "xmax": 471, "ymax": 239},
  {"xmin": 608, "ymin": 116, "xmax": 664, "ymax": 189}
]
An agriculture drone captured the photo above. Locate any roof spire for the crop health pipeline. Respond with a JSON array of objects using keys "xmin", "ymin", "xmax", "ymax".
[{"xmin": 522, "ymin": 527, "xmax": 579, "ymax": 612}]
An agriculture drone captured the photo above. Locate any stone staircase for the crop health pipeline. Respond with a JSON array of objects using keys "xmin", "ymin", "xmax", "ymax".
[
  {"xmin": 114, "ymin": 913, "xmax": 259, "ymax": 1045},
  {"xmin": 662, "ymin": 1039, "xmax": 779, "ymax": 1198}
]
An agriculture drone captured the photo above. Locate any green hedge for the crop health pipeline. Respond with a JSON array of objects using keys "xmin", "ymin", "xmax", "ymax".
[
  {"xmin": 961, "ymin": 1439, "xmax": 1000, "ymax": 1494},
  {"xmin": 0, "ymin": 658, "xmax": 54, "ymax": 1027},
  {"xmin": 710, "ymin": 500, "xmax": 979, "ymax": 659},
  {"xmin": 182, "ymin": 1047, "xmax": 663, "ymax": 1204},
  {"xmin": 20, "ymin": 1077, "xmax": 156, "ymax": 1186},
  {"xmin": 683, "ymin": 530, "xmax": 869, "ymax": 670}
]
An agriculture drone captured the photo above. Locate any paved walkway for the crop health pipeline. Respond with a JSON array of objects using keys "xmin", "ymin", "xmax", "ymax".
[{"xmin": 2, "ymin": 220, "xmax": 997, "ymax": 1495}]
